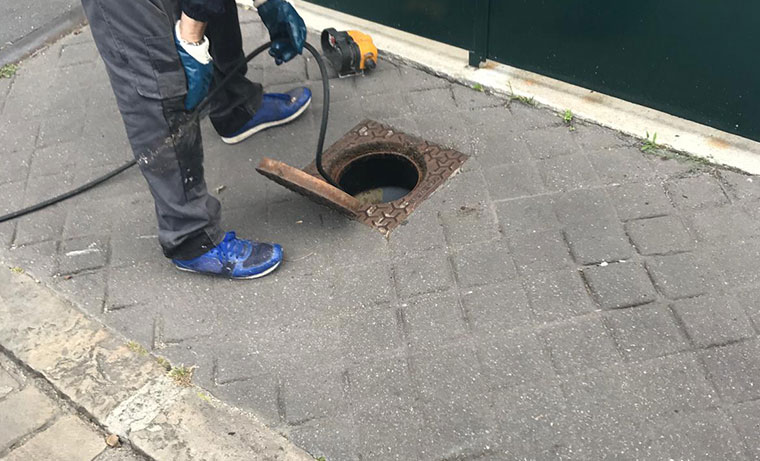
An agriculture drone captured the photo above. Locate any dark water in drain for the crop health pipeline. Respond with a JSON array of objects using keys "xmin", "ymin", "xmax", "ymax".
[
  {"xmin": 354, "ymin": 186, "xmax": 412, "ymax": 204},
  {"xmin": 339, "ymin": 153, "xmax": 420, "ymax": 204}
]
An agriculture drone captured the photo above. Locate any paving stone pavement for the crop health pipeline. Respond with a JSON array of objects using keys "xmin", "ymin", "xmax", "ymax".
[
  {"xmin": 0, "ymin": 352, "xmax": 146, "ymax": 460},
  {"xmin": 2, "ymin": 10, "xmax": 760, "ymax": 460}
]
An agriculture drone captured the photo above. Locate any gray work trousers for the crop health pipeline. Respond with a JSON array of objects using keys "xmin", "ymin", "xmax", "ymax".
[{"xmin": 82, "ymin": 0, "xmax": 262, "ymax": 259}]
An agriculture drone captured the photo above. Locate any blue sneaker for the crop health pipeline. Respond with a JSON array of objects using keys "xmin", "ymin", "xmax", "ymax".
[
  {"xmin": 221, "ymin": 87, "xmax": 312, "ymax": 144},
  {"xmin": 172, "ymin": 231, "xmax": 283, "ymax": 279}
]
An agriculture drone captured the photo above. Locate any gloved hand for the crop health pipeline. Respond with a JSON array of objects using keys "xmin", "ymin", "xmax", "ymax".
[
  {"xmin": 256, "ymin": 0, "xmax": 306, "ymax": 65},
  {"xmin": 174, "ymin": 21, "xmax": 214, "ymax": 110}
]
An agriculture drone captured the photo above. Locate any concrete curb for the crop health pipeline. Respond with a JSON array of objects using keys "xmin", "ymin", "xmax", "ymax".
[
  {"xmin": 0, "ymin": 6, "xmax": 87, "ymax": 68},
  {"xmin": 0, "ymin": 266, "xmax": 313, "ymax": 461},
  {"xmin": 290, "ymin": 0, "xmax": 760, "ymax": 175}
]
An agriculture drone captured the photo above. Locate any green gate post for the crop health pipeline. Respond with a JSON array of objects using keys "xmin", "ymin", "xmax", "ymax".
[{"xmin": 469, "ymin": 0, "xmax": 491, "ymax": 67}]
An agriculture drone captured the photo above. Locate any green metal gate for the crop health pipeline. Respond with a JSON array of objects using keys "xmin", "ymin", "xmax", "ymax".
[{"xmin": 306, "ymin": 0, "xmax": 760, "ymax": 143}]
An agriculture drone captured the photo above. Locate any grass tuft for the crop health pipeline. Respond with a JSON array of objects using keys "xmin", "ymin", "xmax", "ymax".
[
  {"xmin": 563, "ymin": 109, "xmax": 574, "ymax": 124},
  {"xmin": 169, "ymin": 365, "xmax": 195, "ymax": 387},
  {"xmin": 126, "ymin": 341, "xmax": 148, "ymax": 355},
  {"xmin": 0, "ymin": 64, "xmax": 18, "ymax": 79},
  {"xmin": 641, "ymin": 131, "xmax": 659, "ymax": 153},
  {"xmin": 156, "ymin": 356, "xmax": 171, "ymax": 371},
  {"xmin": 507, "ymin": 82, "xmax": 536, "ymax": 106}
]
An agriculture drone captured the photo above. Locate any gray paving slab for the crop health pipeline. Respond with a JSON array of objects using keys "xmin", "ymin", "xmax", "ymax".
[
  {"xmin": 450, "ymin": 239, "xmax": 516, "ymax": 288},
  {"xmin": 703, "ymin": 340, "xmax": 760, "ymax": 404},
  {"xmin": 731, "ymin": 400, "xmax": 760, "ymax": 460},
  {"xmin": 401, "ymin": 292, "xmax": 468, "ymax": 352},
  {"xmin": 646, "ymin": 251, "xmax": 723, "ymax": 300},
  {"xmin": 562, "ymin": 354, "xmax": 718, "ymax": 422},
  {"xmin": 560, "ymin": 353, "xmax": 721, "ymax": 460},
  {"xmin": 564, "ymin": 220, "xmax": 633, "ymax": 265},
  {"xmin": 538, "ymin": 153, "xmax": 601, "ymax": 192},
  {"xmin": 672, "ymin": 294, "xmax": 755, "ymax": 348},
  {"xmin": 540, "ymin": 314, "xmax": 622, "ymax": 375},
  {"xmin": 483, "ymin": 161, "xmax": 545, "ymax": 200},
  {"xmin": 0, "ymin": 352, "xmax": 145, "ymax": 460},
  {"xmin": 523, "ymin": 269, "xmax": 596, "ymax": 322},
  {"xmin": 608, "ymin": 181, "xmax": 675, "ymax": 221},
  {"xmin": 410, "ymin": 344, "xmax": 494, "ymax": 459},
  {"xmin": 4, "ymin": 415, "xmax": 105, "ymax": 461},
  {"xmin": 461, "ymin": 281, "xmax": 533, "ymax": 338},
  {"xmin": 1, "ymin": 11, "xmax": 759, "ymax": 459},
  {"xmin": 604, "ymin": 303, "xmax": 689, "ymax": 361},
  {"xmin": 645, "ymin": 409, "xmax": 746, "ymax": 460},
  {"xmin": 496, "ymin": 195, "xmax": 560, "ymax": 236},
  {"xmin": 587, "ymin": 146, "xmax": 655, "ymax": 185},
  {"xmin": 553, "ymin": 188, "xmax": 619, "ymax": 227},
  {"xmin": 491, "ymin": 382, "xmax": 575, "ymax": 459},
  {"xmin": 583, "ymin": 262, "xmax": 657, "ymax": 309},
  {"xmin": 523, "ymin": 125, "xmax": 582, "ymax": 160},
  {"xmin": 720, "ymin": 170, "xmax": 760, "ymax": 202},
  {"xmin": 508, "ymin": 229, "xmax": 573, "ymax": 276},
  {"xmin": 0, "ymin": 386, "xmax": 57, "ymax": 452},
  {"xmin": 626, "ymin": 215, "xmax": 696, "ymax": 256},
  {"xmin": 571, "ymin": 121, "xmax": 634, "ymax": 152},
  {"xmin": 687, "ymin": 204, "xmax": 760, "ymax": 244}
]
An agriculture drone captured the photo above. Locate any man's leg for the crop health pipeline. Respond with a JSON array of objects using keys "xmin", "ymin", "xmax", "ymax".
[
  {"xmin": 204, "ymin": 0, "xmax": 312, "ymax": 145},
  {"xmin": 205, "ymin": 0, "xmax": 263, "ymax": 137},
  {"xmin": 82, "ymin": 0, "xmax": 223, "ymax": 259}
]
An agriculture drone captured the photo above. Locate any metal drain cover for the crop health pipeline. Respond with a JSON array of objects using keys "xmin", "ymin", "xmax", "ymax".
[
  {"xmin": 257, "ymin": 120, "xmax": 469, "ymax": 235},
  {"xmin": 256, "ymin": 157, "xmax": 361, "ymax": 216}
]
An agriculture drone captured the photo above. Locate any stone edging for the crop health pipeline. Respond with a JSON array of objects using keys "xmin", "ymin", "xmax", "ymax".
[
  {"xmin": 0, "ymin": 265, "xmax": 313, "ymax": 461},
  {"xmin": 0, "ymin": 6, "xmax": 88, "ymax": 68}
]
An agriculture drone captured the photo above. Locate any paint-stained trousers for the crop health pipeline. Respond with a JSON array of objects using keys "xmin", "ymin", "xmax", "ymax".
[{"xmin": 81, "ymin": 0, "xmax": 262, "ymax": 259}]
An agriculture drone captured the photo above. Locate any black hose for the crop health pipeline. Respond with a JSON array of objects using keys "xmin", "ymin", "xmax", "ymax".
[
  {"xmin": 0, "ymin": 160, "xmax": 136, "ymax": 224},
  {"xmin": 303, "ymin": 41, "xmax": 336, "ymax": 189},
  {"xmin": 0, "ymin": 40, "xmax": 337, "ymax": 224}
]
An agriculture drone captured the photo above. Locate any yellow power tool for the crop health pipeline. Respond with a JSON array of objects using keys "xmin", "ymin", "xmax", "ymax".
[{"xmin": 320, "ymin": 28, "xmax": 378, "ymax": 77}]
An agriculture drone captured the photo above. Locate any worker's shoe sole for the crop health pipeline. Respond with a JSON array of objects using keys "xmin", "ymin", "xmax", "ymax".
[{"xmin": 174, "ymin": 259, "xmax": 281, "ymax": 279}]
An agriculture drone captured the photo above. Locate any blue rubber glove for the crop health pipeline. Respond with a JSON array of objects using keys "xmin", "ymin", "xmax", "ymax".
[
  {"xmin": 257, "ymin": 0, "xmax": 306, "ymax": 65},
  {"xmin": 174, "ymin": 21, "xmax": 214, "ymax": 111}
]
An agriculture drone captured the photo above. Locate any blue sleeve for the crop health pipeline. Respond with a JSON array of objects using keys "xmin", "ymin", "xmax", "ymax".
[{"xmin": 181, "ymin": 0, "xmax": 226, "ymax": 22}]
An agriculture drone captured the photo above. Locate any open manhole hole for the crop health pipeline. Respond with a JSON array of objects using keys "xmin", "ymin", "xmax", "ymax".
[
  {"xmin": 257, "ymin": 120, "xmax": 468, "ymax": 235},
  {"xmin": 338, "ymin": 152, "xmax": 420, "ymax": 204}
]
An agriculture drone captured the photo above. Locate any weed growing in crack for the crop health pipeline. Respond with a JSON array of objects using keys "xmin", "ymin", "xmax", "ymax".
[
  {"xmin": 0, "ymin": 64, "xmax": 18, "ymax": 79},
  {"xmin": 156, "ymin": 356, "xmax": 171, "ymax": 371},
  {"xmin": 126, "ymin": 341, "xmax": 147, "ymax": 355},
  {"xmin": 563, "ymin": 109, "xmax": 576, "ymax": 131},
  {"xmin": 472, "ymin": 83, "xmax": 484, "ymax": 92},
  {"xmin": 641, "ymin": 139, "xmax": 718, "ymax": 172},
  {"xmin": 641, "ymin": 131, "xmax": 659, "ymax": 153},
  {"xmin": 507, "ymin": 82, "xmax": 536, "ymax": 106},
  {"xmin": 169, "ymin": 365, "xmax": 195, "ymax": 387},
  {"xmin": 515, "ymin": 95, "xmax": 535, "ymax": 106}
]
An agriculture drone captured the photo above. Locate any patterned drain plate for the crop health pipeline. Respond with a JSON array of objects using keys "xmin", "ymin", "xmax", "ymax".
[{"xmin": 258, "ymin": 120, "xmax": 469, "ymax": 235}]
